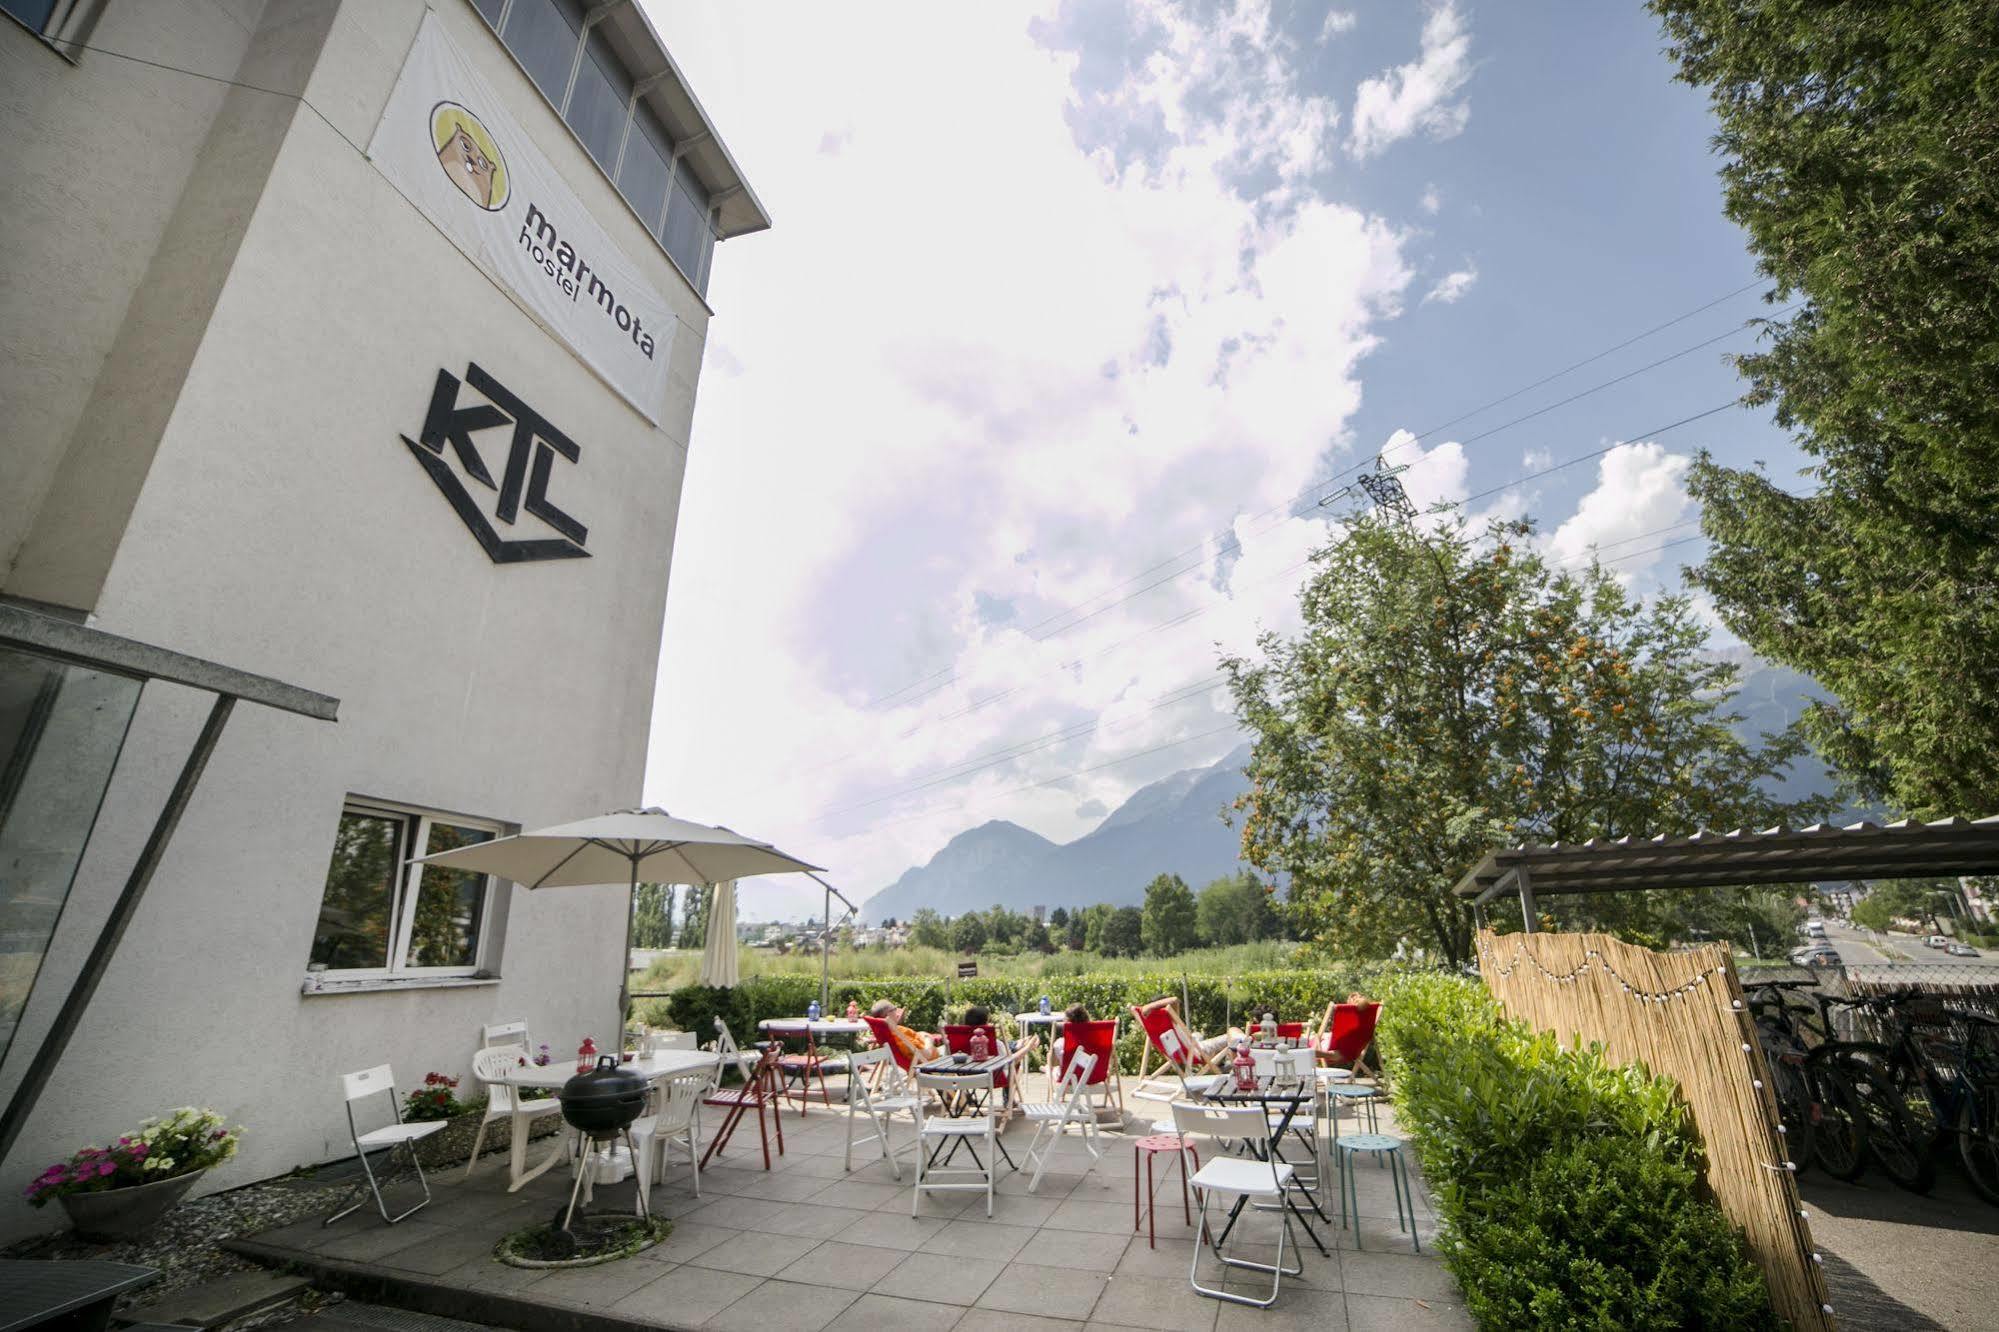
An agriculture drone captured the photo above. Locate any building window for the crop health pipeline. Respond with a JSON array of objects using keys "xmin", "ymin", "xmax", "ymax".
[
  {"xmin": 476, "ymin": 0, "xmax": 716, "ymax": 297},
  {"xmin": 3, "ymin": 0, "xmax": 104, "ymax": 57},
  {"xmin": 309, "ymin": 801, "xmax": 502, "ymax": 977}
]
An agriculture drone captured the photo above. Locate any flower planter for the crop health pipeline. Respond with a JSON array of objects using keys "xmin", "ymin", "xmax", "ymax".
[{"xmin": 58, "ymin": 1168, "xmax": 205, "ymax": 1242}]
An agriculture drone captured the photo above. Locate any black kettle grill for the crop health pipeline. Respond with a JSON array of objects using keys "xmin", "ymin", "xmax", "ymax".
[
  {"xmin": 556, "ymin": 1055, "xmax": 651, "ymax": 1231},
  {"xmin": 559, "ymin": 1055, "xmax": 648, "ymax": 1138}
]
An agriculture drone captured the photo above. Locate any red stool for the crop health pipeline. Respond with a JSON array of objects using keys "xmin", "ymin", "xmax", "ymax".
[{"xmin": 1133, "ymin": 1133, "xmax": 1199, "ymax": 1248}]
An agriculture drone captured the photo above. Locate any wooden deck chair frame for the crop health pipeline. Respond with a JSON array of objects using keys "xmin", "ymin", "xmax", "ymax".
[
  {"xmin": 701, "ymin": 1041, "xmax": 785, "ymax": 1169},
  {"xmin": 1131, "ymin": 997, "xmax": 1227, "ymax": 1103},
  {"xmin": 1314, "ymin": 1001, "xmax": 1381, "ymax": 1080}
]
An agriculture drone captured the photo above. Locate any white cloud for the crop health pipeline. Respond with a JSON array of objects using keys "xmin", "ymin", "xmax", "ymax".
[
  {"xmin": 1422, "ymin": 264, "xmax": 1477, "ymax": 304},
  {"xmin": 1419, "ymin": 184, "xmax": 1442, "ymax": 214},
  {"xmin": 1545, "ymin": 442, "xmax": 1694, "ymax": 578},
  {"xmin": 1320, "ymin": 10, "xmax": 1357, "ymax": 40},
  {"xmin": 1521, "ymin": 447, "xmax": 1553, "ymax": 472},
  {"xmin": 1348, "ymin": 3, "xmax": 1473, "ymax": 160},
  {"xmin": 638, "ymin": 2, "xmax": 1431, "ymax": 910}
]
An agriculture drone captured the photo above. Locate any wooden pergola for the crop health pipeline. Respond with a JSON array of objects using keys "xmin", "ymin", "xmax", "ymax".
[{"xmin": 1452, "ymin": 815, "xmax": 1999, "ymax": 930}]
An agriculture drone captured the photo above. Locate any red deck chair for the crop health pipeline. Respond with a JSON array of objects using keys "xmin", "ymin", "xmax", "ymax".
[
  {"xmin": 702, "ymin": 1041, "xmax": 786, "ymax": 1169},
  {"xmin": 1051, "ymin": 1018, "xmax": 1121, "ymax": 1115},
  {"xmin": 1315, "ymin": 1002, "xmax": 1381, "ymax": 1078},
  {"xmin": 1130, "ymin": 996, "xmax": 1230, "ymax": 1104}
]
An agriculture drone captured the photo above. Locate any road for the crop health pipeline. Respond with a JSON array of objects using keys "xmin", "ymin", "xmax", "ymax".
[{"xmin": 1816, "ymin": 921, "xmax": 1997, "ymax": 969}]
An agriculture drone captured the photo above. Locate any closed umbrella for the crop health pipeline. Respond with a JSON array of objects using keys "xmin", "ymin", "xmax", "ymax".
[
  {"xmin": 700, "ymin": 880, "xmax": 740, "ymax": 987},
  {"xmin": 411, "ymin": 808, "xmax": 819, "ymax": 1024}
]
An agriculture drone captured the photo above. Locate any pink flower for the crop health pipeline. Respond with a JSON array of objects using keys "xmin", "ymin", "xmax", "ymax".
[
  {"xmin": 96, "ymin": 1162, "xmax": 115, "ymax": 1177},
  {"xmin": 131, "ymin": 1143, "xmax": 149, "ymax": 1158}
]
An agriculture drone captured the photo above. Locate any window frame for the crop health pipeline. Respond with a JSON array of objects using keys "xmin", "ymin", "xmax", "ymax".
[
  {"xmin": 471, "ymin": 0, "xmax": 721, "ymax": 302},
  {"xmin": 2, "ymin": 0, "xmax": 106, "ymax": 61},
  {"xmin": 309, "ymin": 797, "xmax": 507, "ymax": 982}
]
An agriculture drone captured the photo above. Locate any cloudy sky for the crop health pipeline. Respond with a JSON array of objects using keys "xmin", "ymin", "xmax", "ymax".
[{"xmin": 635, "ymin": 1, "xmax": 1801, "ymax": 916}]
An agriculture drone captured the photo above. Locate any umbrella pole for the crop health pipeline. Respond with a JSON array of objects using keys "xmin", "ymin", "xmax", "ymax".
[
  {"xmin": 820, "ymin": 880, "xmax": 831, "ymax": 1015},
  {"xmin": 619, "ymin": 859, "xmax": 638, "ymax": 1040}
]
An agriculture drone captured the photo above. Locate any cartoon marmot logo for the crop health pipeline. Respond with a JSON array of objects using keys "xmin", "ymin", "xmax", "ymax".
[{"xmin": 431, "ymin": 101, "xmax": 508, "ymax": 210}]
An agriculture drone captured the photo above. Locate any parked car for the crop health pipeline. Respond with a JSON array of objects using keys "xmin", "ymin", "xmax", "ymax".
[
  {"xmin": 1925, "ymin": 935, "xmax": 1951, "ymax": 949},
  {"xmin": 1947, "ymin": 943, "xmax": 1981, "ymax": 958},
  {"xmin": 1806, "ymin": 921, "xmax": 1826, "ymax": 937},
  {"xmin": 1790, "ymin": 946, "xmax": 1842, "ymax": 967}
]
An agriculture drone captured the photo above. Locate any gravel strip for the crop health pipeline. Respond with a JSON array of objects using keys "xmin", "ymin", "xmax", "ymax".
[{"xmin": 1, "ymin": 1173, "xmax": 352, "ymax": 1311}]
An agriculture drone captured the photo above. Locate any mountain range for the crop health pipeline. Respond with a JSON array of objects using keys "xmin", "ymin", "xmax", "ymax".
[{"xmin": 859, "ymin": 655, "xmax": 1840, "ymax": 923}]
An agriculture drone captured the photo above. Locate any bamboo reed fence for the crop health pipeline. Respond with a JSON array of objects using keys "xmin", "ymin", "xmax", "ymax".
[{"xmin": 1476, "ymin": 928, "xmax": 1835, "ymax": 1332}]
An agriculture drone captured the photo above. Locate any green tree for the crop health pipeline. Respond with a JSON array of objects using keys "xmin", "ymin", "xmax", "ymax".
[
  {"xmin": 1049, "ymin": 906, "xmax": 1070, "ymax": 931},
  {"xmin": 1650, "ymin": 0, "xmax": 1999, "ymax": 817},
  {"xmin": 675, "ymin": 884, "xmax": 708, "ymax": 950},
  {"xmin": 1080, "ymin": 903, "xmax": 1113, "ymax": 953},
  {"xmin": 953, "ymin": 912, "xmax": 988, "ymax": 955},
  {"xmin": 1196, "ymin": 872, "xmax": 1278, "ymax": 946},
  {"xmin": 908, "ymin": 908, "xmax": 950, "ymax": 950},
  {"xmin": 1100, "ymin": 906, "xmax": 1145, "ymax": 958},
  {"xmin": 1222, "ymin": 516, "xmax": 1827, "ymax": 966},
  {"xmin": 630, "ymin": 882, "xmax": 674, "ymax": 949},
  {"xmin": 1141, "ymin": 873, "xmax": 1199, "ymax": 955},
  {"xmin": 1852, "ymin": 879, "xmax": 1957, "ymax": 935}
]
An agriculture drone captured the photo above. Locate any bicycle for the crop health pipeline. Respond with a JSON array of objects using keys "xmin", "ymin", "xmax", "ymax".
[
  {"xmin": 1744, "ymin": 980, "xmax": 1866, "ymax": 1181},
  {"xmin": 1819, "ymin": 990, "xmax": 1999, "ymax": 1201}
]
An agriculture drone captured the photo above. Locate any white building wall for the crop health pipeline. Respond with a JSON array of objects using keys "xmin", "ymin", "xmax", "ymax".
[{"xmin": 0, "ymin": 0, "xmax": 727, "ymax": 1238}]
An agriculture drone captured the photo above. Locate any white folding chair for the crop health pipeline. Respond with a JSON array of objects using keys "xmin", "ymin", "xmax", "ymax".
[
  {"xmin": 632, "ymin": 1063, "xmax": 715, "ymax": 1212},
  {"xmin": 1171, "ymin": 1100, "xmax": 1312, "ymax": 1308},
  {"xmin": 710, "ymin": 1017, "xmax": 761, "ymax": 1083},
  {"xmin": 844, "ymin": 1046, "xmax": 918, "ymax": 1178},
  {"xmin": 325, "ymin": 1065, "xmax": 449, "ymax": 1226},
  {"xmin": 911, "ymin": 1068, "xmax": 998, "ymax": 1217},
  {"xmin": 1019, "ymin": 1051, "xmax": 1103, "ymax": 1193},
  {"xmin": 465, "ymin": 1046, "xmax": 566, "ymax": 1180}
]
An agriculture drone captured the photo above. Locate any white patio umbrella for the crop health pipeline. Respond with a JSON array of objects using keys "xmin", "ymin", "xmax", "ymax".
[
  {"xmin": 699, "ymin": 879, "xmax": 740, "ymax": 988},
  {"xmin": 410, "ymin": 808, "xmax": 820, "ymax": 1023}
]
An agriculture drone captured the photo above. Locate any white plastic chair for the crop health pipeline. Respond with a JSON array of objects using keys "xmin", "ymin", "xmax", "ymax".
[
  {"xmin": 844, "ymin": 1046, "xmax": 918, "ymax": 1178},
  {"xmin": 465, "ymin": 1046, "xmax": 566, "ymax": 1180},
  {"xmin": 1018, "ymin": 1051, "xmax": 1103, "ymax": 1192},
  {"xmin": 325, "ymin": 1065, "xmax": 449, "ymax": 1226},
  {"xmin": 632, "ymin": 1063, "xmax": 714, "ymax": 1213},
  {"xmin": 911, "ymin": 1068, "xmax": 998, "ymax": 1217},
  {"xmin": 1171, "ymin": 1100, "xmax": 1309, "ymax": 1308}
]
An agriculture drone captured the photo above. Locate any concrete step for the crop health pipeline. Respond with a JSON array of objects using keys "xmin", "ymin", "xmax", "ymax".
[{"xmin": 117, "ymin": 1271, "xmax": 311, "ymax": 1327}]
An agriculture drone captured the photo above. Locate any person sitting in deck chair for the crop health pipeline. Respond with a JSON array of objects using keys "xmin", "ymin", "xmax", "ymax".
[{"xmin": 868, "ymin": 999, "xmax": 941, "ymax": 1068}]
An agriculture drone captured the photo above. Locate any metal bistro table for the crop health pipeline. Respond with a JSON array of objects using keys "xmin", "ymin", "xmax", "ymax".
[
  {"xmin": 497, "ymin": 1048, "xmax": 718, "ymax": 1191},
  {"xmin": 1012, "ymin": 1011, "xmax": 1065, "ymax": 1076},
  {"xmin": 0, "ymin": 1260, "xmax": 156, "ymax": 1332},
  {"xmin": 917, "ymin": 1045, "xmax": 1030, "ymax": 1171},
  {"xmin": 1194, "ymin": 1071, "xmax": 1333, "ymax": 1255},
  {"xmin": 758, "ymin": 1017, "xmax": 870, "ymax": 1114}
]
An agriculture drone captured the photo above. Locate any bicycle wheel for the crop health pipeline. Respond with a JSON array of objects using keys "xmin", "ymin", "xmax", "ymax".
[
  {"xmin": 1959, "ymin": 1083, "xmax": 1999, "ymax": 1206},
  {"xmin": 1770, "ymin": 1059, "xmax": 1816, "ymax": 1176},
  {"xmin": 1834, "ymin": 1050, "xmax": 1935, "ymax": 1193},
  {"xmin": 1805, "ymin": 1057, "xmax": 1867, "ymax": 1181}
]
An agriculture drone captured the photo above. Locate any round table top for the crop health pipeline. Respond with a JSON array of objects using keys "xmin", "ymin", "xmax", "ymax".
[
  {"xmin": 1014, "ymin": 1011, "xmax": 1065, "ymax": 1023},
  {"xmin": 498, "ymin": 1047, "xmax": 716, "ymax": 1089},
  {"xmin": 758, "ymin": 1017, "xmax": 871, "ymax": 1033}
]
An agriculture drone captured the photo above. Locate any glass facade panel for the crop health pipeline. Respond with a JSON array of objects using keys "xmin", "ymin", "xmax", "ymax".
[
  {"xmin": 405, "ymin": 822, "xmax": 492, "ymax": 969},
  {"xmin": 469, "ymin": 0, "xmax": 505, "ymax": 27},
  {"xmin": 565, "ymin": 29, "xmax": 632, "ymax": 172},
  {"xmin": 619, "ymin": 104, "xmax": 673, "ymax": 236},
  {"xmin": 662, "ymin": 170, "xmax": 713, "ymax": 293},
  {"xmin": 1, "ymin": 0, "xmax": 59, "ymax": 32},
  {"xmin": 0, "ymin": 646, "xmax": 142, "ymax": 1068},
  {"xmin": 310, "ymin": 810, "xmax": 402, "ymax": 970},
  {"xmin": 499, "ymin": 0, "xmax": 582, "ymax": 106}
]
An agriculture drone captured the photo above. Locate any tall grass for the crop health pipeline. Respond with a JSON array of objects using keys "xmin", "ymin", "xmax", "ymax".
[{"xmin": 629, "ymin": 939, "xmax": 1303, "ymax": 993}]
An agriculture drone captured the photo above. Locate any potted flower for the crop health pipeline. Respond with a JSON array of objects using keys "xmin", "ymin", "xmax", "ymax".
[{"xmin": 25, "ymin": 1107, "xmax": 241, "ymax": 1241}]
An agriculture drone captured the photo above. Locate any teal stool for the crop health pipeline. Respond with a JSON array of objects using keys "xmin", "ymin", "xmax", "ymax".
[
  {"xmin": 1327, "ymin": 1083, "xmax": 1382, "ymax": 1139},
  {"xmin": 1336, "ymin": 1133, "xmax": 1418, "ymax": 1252}
]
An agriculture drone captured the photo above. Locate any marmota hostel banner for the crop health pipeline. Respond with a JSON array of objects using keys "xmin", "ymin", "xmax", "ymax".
[{"xmin": 368, "ymin": 12, "xmax": 677, "ymax": 424}]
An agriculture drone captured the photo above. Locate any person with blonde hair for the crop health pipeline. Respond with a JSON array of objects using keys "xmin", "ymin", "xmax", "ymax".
[{"xmin": 868, "ymin": 998, "xmax": 940, "ymax": 1066}]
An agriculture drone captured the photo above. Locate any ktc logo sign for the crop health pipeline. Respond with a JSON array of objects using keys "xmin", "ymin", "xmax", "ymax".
[{"xmin": 401, "ymin": 364, "xmax": 590, "ymax": 563}]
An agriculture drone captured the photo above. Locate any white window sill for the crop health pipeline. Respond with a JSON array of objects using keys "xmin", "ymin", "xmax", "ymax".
[{"xmin": 301, "ymin": 974, "xmax": 501, "ymax": 997}]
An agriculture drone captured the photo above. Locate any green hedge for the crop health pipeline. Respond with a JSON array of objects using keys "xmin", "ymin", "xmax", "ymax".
[
  {"xmin": 649, "ymin": 964, "xmax": 1400, "ymax": 1074},
  {"xmin": 1373, "ymin": 973, "xmax": 1778, "ymax": 1330}
]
